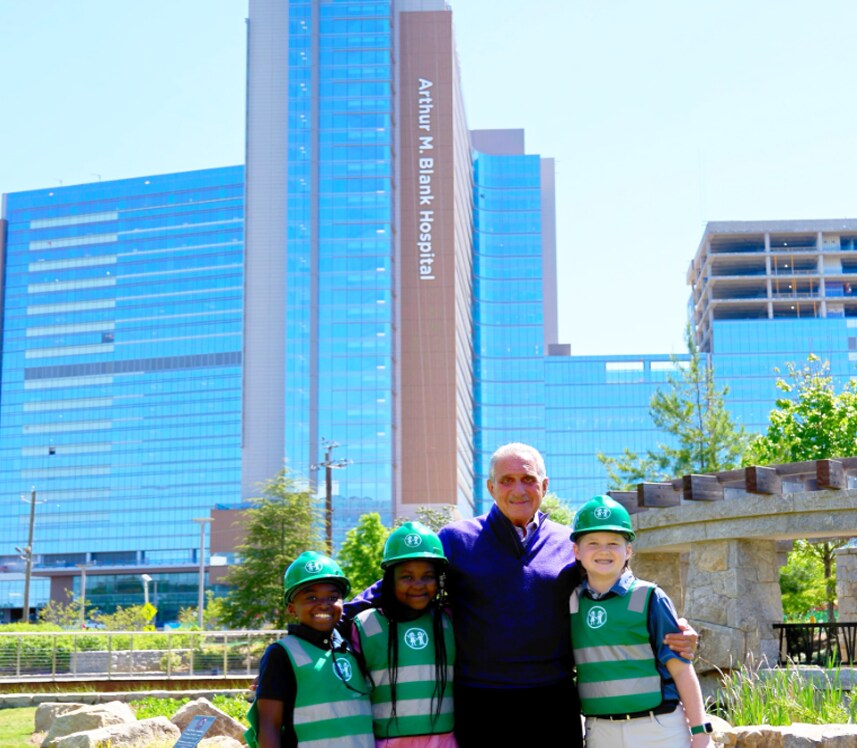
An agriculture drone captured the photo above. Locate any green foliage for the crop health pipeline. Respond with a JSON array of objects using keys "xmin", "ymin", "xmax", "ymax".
[
  {"xmin": 598, "ymin": 329, "xmax": 747, "ymax": 489},
  {"xmin": 412, "ymin": 505, "xmax": 456, "ymax": 532},
  {"xmin": 744, "ymin": 355, "xmax": 857, "ymax": 465},
  {"xmin": 129, "ymin": 694, "xmax": 250, "ymax": 725},
  {"xmin": 38, "ymin": 590, "xmax": 86, "ymax": 629},
  {"xmin": 89, "ymin": 604, "xmax": 152, "ymax": 631},
  {"xmin": 541, "ymin": 494, "xmax": 575, "ymax": 526},
  {"xmin": 779, "ymin": 540, "xmax": 828, "ymax": 620},
  {"xmin": 337, "ymin": 512, "xmax": 389, "ymax": 597},
  {"xmin": 715, "ymin": 659, "xmax": 857, "ymax": 726},
  {"xmin": 220, "ymin": 470, "xmax": 324, "ymax": 629},
  {"xmin": 744, "ymin": 356, "xmax": 856, "ymax": 620},
  {"xmin": 178, "ymin": 590, "xmax": 225, "ymax": 630}
]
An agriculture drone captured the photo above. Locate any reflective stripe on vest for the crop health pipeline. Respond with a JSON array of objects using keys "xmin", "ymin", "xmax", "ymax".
[
  {"xmin": 280, "ymin": 636, "xmax": 374, "ymax": 747},
  {"xmin": 354, "ymin": 607, "xmax": 455, "ymax": 737},
  {"xmin": 571, "ymin": 580, "xmax": 664, "ymax": 716}
]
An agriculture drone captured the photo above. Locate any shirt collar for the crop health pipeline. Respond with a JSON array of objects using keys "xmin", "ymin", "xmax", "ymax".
[
  {"xmin": 580, "ymin": 569, "xmax": 635, "ymax": 600},
  {"xmin": 513, "ymin": 511, "xmax": 541, "ymax": 545}
]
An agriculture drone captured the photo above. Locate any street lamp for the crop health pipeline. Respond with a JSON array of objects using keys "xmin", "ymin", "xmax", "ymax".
[
  {"xmin": 76, "ymin": 563, "xmax": 91, "ymax": 629},
  {"xmin": 140, "ymin": 574, "xmax": 152, "ymax": 607},
  {"xmin": 15, "ymin": 488, "xmax": 44, "ymax": 622},
  {"xmin": 192, "ymin": 518, "xmax": 213, "ymax": 629}
]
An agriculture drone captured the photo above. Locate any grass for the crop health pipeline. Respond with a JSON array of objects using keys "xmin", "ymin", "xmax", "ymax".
[
  {"xmin": 715, "ymin": 659, "xmax": 857, "ymax": 726},
  {"xmin": 129, "ymin": 693, "xmax": 250, "ymax": 725},
  {"xmin": 0, "ymin": 707, "xmax": 37, "ymax": 748}
]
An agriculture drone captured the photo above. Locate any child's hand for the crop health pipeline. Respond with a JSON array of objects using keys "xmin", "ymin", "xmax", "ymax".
[{"xmin": 691, "ymin": 732, "xmax": 712, "ymax": 747}]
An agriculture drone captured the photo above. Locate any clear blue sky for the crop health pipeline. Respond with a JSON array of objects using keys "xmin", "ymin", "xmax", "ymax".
[{"xmin": 3, "ymin": 0, "xmax": 856, "ymax": 355}]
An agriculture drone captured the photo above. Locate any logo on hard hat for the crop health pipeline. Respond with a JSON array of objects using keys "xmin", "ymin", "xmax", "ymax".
[
  {"xmin": 403, "ymin": 627, "xmax": 430, "ymax": 650},
  {"xmin": 304, "ymin": 561, "xmax": 324, "ymax": 574},
  {"xmin": 333, "ymin": 658, "xmax": 353, "ymax": 682},
  {"xmin": 404, "ymin": 533, "xmax": 423, "ymax": 548},
  {"xmin": 587, "ymin": 606, "xmax": 608, "ymax": 629},
  {"xmin": 593, "ymin": 507, "xmax": 612, "ymax": 520}
]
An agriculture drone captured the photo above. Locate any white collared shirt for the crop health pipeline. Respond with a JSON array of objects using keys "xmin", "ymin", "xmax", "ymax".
[{"xmin": 514, "ymin": 512, "xmax": 540, "ymax": 545}]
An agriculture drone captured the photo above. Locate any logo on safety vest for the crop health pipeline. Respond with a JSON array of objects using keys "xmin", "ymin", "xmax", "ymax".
[
  {"xmin": 403, "ymin": 627, "xmax": 429, "ymax": 650},
  {"xmin": 587, "ymin": 606, "xmax": 608, "ymax": 629},
  {"xmin": 404, "ymin": 533, "xmax": 423, "ymax": 548},
  {"xmin": 304, "ymin": 561, "xmax": 324, "ymax": 573},
  {"xmin": 333, "ymin": 658, "xmax": 353, "ymax": 682},
  {"xmin": 593, "ymin": 507, "xmax": 612, "ymax": 520}
]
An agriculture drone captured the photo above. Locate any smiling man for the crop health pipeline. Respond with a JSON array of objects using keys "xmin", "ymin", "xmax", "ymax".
[{"xmin": 438, "ymin": 442, "xmax": 584, "ymax": 746}]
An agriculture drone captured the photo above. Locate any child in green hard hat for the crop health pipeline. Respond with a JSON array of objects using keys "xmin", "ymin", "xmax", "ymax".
[
  {"xmin": 246, "ymin": 551, "xmax": 374, "ymax": 748},
  {"xmin": 351, "ymin": 521, "xmax": 456, "ymax": 747},
  {"xmin": 570, "ymin": 496, "xmax": 712, "ymax": 748}
]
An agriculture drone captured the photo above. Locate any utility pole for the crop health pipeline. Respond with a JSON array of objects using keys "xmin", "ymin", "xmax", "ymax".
[
  {"xmin": 15, "ymin": 488, "xmax": 44, "ymax": 623},
  {"xmin": 76, "ymin": 563, "xmax": 91, "ymax": 629},
  {"xmin": 310, "ymin": 440, "xmax": 350, "ymax": 552}
]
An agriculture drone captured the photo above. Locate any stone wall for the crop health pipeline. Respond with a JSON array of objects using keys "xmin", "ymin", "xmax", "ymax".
[{"xmin": 836, "ymin": 545, "xmax": 857, "ymax": 620}]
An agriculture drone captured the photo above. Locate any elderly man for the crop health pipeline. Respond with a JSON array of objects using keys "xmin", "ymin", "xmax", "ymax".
[
  {"xmin": 438, "ymin": 442, "xmax": 582, "ymax": 745},
  {"xmin": 441, "ymin": 443, "xmax": 695, "ymax": 746}
]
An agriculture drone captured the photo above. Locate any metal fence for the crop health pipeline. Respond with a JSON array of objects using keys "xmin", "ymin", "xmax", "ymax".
[
  {"xmin": 0, "ymin": 630, "xmax": 287, "ymax": 681},
  {"xmin": 773, "ymin": 622, "xmax": 857, "ymax": 666}
]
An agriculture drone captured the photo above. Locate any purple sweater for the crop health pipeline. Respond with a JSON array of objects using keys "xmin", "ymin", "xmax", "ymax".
[{"xmin": 438, "ymin": 504, "xmax": 579, "ymax": 688}]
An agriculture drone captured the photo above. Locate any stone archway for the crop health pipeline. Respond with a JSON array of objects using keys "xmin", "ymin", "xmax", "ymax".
[{"xmin": 608, "ymin": 458, "xmax": 857, "ymax": 673}]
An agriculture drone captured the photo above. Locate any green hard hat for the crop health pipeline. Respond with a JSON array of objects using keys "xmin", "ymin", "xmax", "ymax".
[
  {"xmin": 381, "ymin": 521, "xmax": 447, "ymax": 569},
  {"xmin": 283, "ymin": 551, "xmax": 351, "ymax": 602},
  {"xmin": 571, "ymin": 495, "xmax": 636, "ymax": 542}
]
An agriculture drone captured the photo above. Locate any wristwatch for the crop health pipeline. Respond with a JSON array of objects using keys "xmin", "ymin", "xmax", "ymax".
[{"xmin": 690, "ymin": 722, "xmax": 714, "ymax": 735}]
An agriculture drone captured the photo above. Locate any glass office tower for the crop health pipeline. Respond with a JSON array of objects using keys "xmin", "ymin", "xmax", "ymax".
[
  {"xmin": 0, "ymin": 167, "xmax": 244, "ymax": 619},
  {"xmin": 243, "ymin": 0, "xmax": 493, "ymax": 535},
  {"xmin": 470, "ymin": 130, "xmax": 556, "ymax": 511}
]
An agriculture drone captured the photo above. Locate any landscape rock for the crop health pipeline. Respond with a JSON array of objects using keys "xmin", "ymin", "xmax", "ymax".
[
  {"xmin": 49, "ymin": 717, "xmax": 180, "ymax": 748},
  {"xmin": 35, "ymin": 703, "xmax": 86, "ymax": 733},
  {"xmin": 721, "ymin": 723, "xmax": 857, "ymax": 747},
  {"xmin": 198, "ymin": 737, "xmax": 245, "ymax": 748},
  {"xmin": 41, "ymin": 701, "xmax": 136, "ymax": 747},
  {"xmin": 170, "ymin": 697, "xmax": 248, "ymax": 744}
]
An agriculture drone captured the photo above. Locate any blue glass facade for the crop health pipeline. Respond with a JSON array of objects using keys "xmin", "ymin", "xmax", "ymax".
[
  {"xmin": 710, "ymin": 318, "xmax": 857, "ymax": 433},
  {"xmin": 283, "ymin": 0, "xmax": 395, "ymax": 536},
  {"xmin": 471, "ymin": 149, "xmax": 547, "ymax": 511},
  {"xmin": 544, "ymin": 354, "xmax": 689, "ymax": 504},
  {"xmin": 0, "ymin": 167, "xmax": 244, "ymax": 614}
]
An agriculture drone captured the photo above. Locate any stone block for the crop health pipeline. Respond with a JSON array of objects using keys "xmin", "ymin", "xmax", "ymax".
[
  {"xmin": 50, "ymin": 717, "xmax": 180, "ymax": 748},
  {"xmin": 35, "ymin": 703, "xmax": 86, "ymax": 733},
  {"xmin": 42, "ymin": 701, "xmax": 136, "ymax": 747},
  {"xmin": 171, "ymin": 697, "xmax": 248, "ymax": 744}
]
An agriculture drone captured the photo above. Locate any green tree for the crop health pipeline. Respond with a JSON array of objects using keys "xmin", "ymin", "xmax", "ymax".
[
  {"xmin": 412, "ymin": 505, "xmax": 456, "ymax": 532},
  {"xmin": 779, "ymin": 540, "xmax": 829, "ymax": 620},
  {"xmin": 39, "ymin": 590, "xmax": 86, "ymax": 629},
  {"xmin": 744, "ymin": 355, "xmax": 856, "ymax": 621},
  {"xmin": 744, "ymin": 355, "xmax": 857, "ymax": 465},
  {"xmin": 220, "ymin": 470, "xmax": 324, "ymax": 629},
  {"xmin": 178, "ymin": 591, "xmax": 225, "ymax": 630},
  {"xmin": 598, "ymin": 328, "xmax": 748, "ymax": 489},
  {"xmin": 541, "ymin": 494, "xmax": 575, "ymax": 526},
  {"xmin": 337, "ymin": 512, "xmax": 390, "ymax": 596},
  {"xmin": 89, "ymin": 604, "xmax": 152, "ymax": 630}
]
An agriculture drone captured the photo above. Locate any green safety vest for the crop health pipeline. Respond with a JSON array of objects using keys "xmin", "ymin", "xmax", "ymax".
[
  {"xmin": 245, "ymin": 635, "xmax": 374, "ymax": 748},
  {"xmin": 354, "ymin": 607, "xmax": 455, "ymax": 737},
  {"xmin": 570, "ymin": 579, "xmax": 664, "ymax": 716}
]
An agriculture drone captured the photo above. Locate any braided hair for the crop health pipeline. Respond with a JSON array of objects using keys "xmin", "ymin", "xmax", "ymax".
[{"xmin": 378, "ymin": 560, "xmax": 449, "ymax": 736}]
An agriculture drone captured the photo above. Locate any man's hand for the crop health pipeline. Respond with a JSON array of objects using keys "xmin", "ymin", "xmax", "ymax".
[{"xmin": 664, "ymin": 617, "xmax": 699, "ymax": 660}]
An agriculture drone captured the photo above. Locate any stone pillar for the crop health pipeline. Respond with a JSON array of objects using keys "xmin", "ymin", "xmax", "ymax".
[
  {"xmin": 684, "ymin": 539, "xmax": 783, "ymax": 673},
  {"xmin": 632, "ymin": 552, "xmax": 686, "ymax": 612},
  {"xmin": 835, "ymin": 545, "xmax": 857, "ymax": 621}
]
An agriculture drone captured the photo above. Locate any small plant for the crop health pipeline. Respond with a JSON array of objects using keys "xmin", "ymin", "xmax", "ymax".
[{"xmin": 715, "ymin": 656, "xmax": 856, "ymax": 726}]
